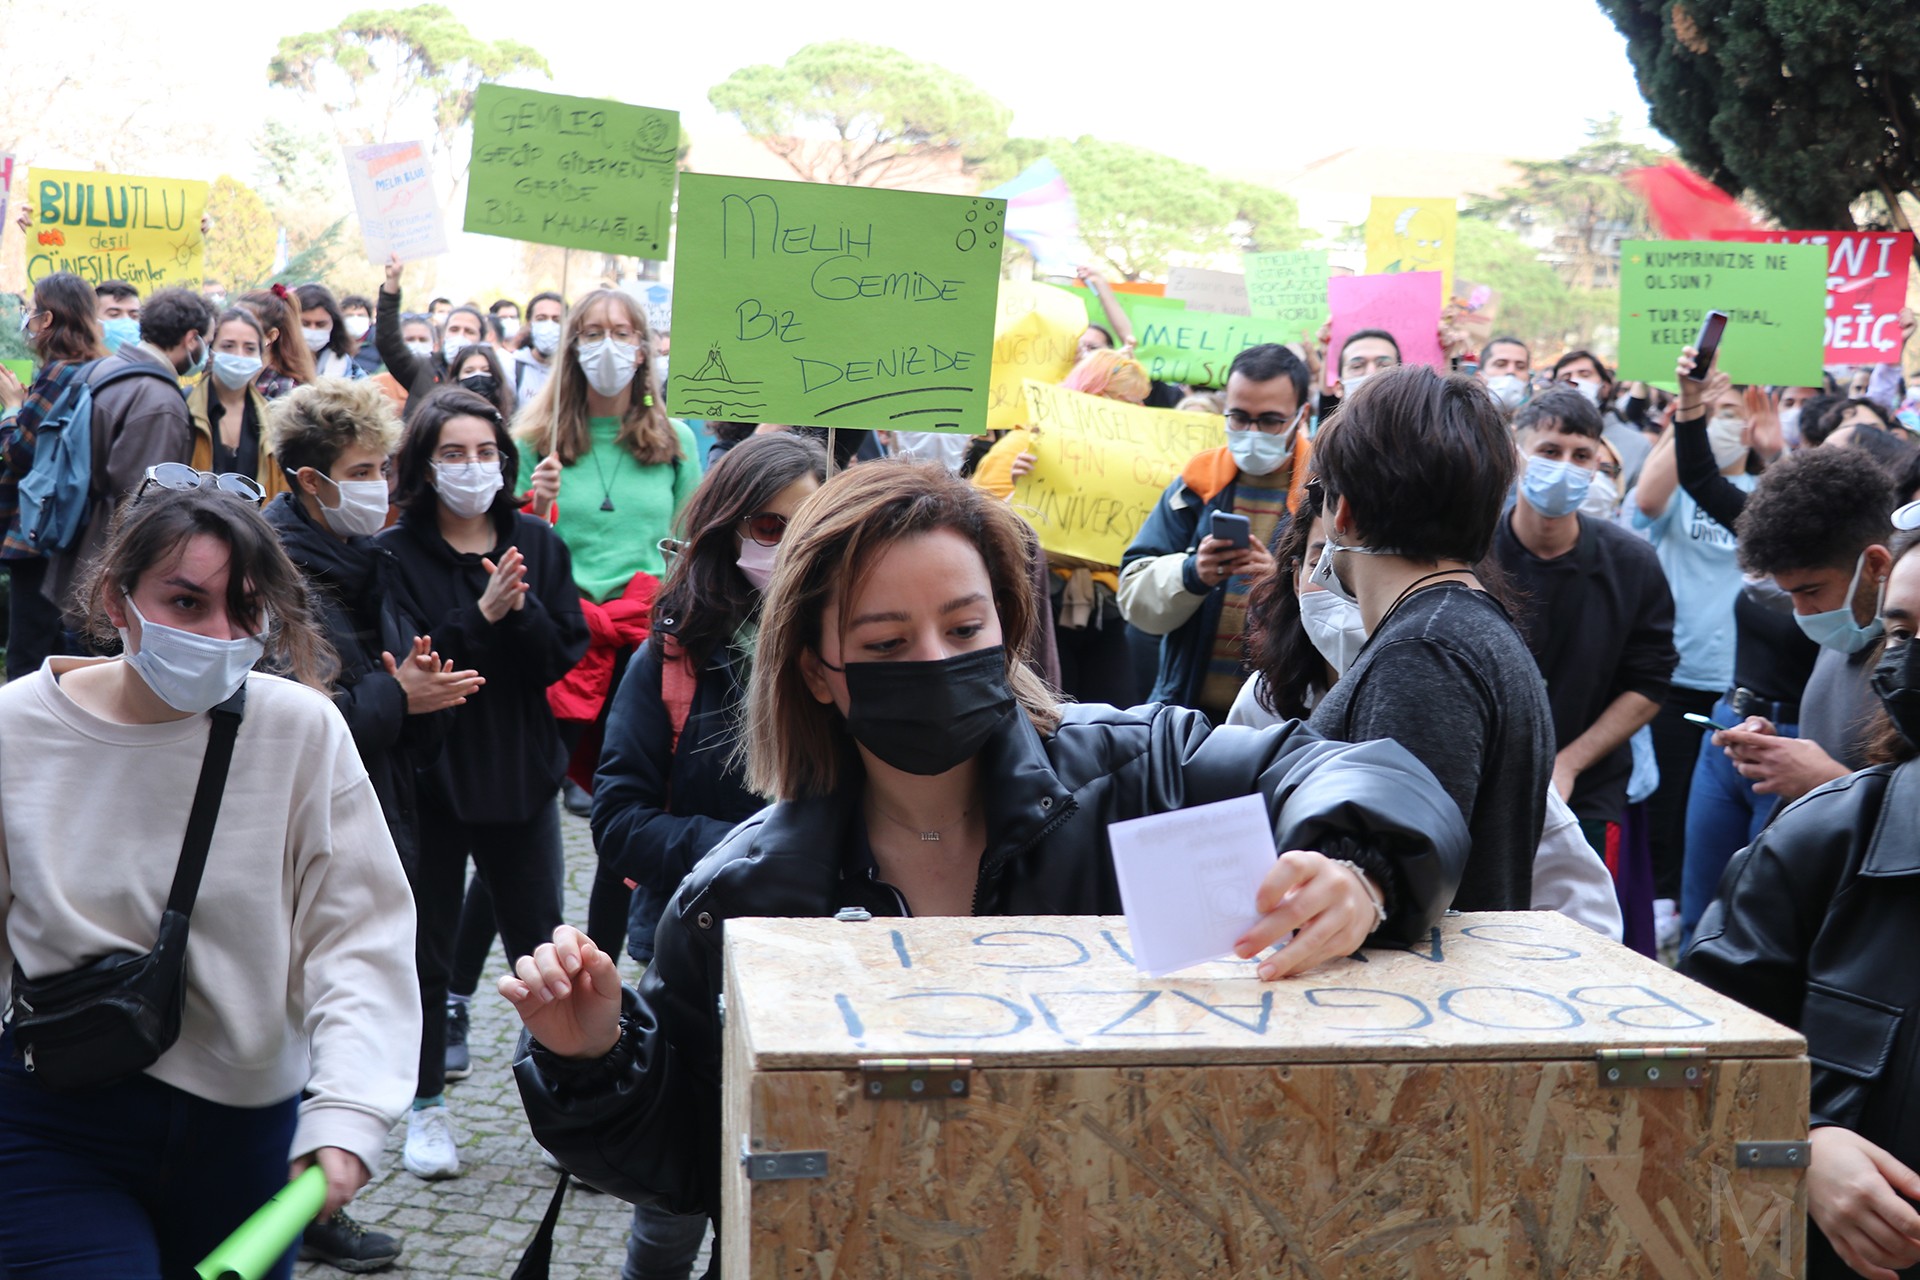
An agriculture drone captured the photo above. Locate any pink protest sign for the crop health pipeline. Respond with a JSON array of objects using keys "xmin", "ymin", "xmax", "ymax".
[
  {"xmin": 1712, "ymin": 229, "xmax": 1913, "ymax": 365},
  {"xmin": 1325, "ymin": 271, "xmax": 1445, "ymax": 387}
]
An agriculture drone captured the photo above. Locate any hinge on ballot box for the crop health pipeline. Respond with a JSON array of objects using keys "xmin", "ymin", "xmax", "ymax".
[
  {"xmin": 740, "ymin": 1142, "xmax": 829, "ymax": 1181},
  {"xmin": 1595, "ymin": 1047, "xmax": 1711, "ymax": 1088},
  {"xmin": 858, "ymin": 1057, "xmax": 973, "ymax": 1101}
]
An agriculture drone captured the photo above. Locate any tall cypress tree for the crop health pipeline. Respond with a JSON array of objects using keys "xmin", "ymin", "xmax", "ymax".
[{"xmin": 1597, "ymin": 0, "xmax": 1919, "ymax": 229}]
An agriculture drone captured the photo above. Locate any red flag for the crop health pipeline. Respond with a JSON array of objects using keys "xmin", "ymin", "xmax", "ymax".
[{"xmin": 1623, "ymin": 160, "xmax": 1757, "ymax": 240}]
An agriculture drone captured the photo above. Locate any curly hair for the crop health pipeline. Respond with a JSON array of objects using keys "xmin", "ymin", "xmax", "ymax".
[
  {"xmin": 1736, "ymin": 446, "xmax": 1896, "ymax": 576},
  {"xmin": 266, "ymin": 378, "xmax": 402, "ymax": 480}
]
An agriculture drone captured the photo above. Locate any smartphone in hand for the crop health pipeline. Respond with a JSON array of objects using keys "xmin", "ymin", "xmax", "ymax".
[
  {"xmin": 1206, "ymin": 511, "xmax": 1251, "ymax": 549},
  {"xmin": 1685, "ymin": 311, "xmax": 1729, "ymax": 382}
]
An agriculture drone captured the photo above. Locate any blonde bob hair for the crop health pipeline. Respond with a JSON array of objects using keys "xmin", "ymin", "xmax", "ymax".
[
  {"xmin": 512, "ymin": 288, "xmax": 677, "ymax": 468},
  {"xmin": 1060, "ymin": 348, "xmax": 1150, "ymax": 404},
  {"xmin": 745, "ymin": 459, "xmax": 1061, "ymax": 800}
]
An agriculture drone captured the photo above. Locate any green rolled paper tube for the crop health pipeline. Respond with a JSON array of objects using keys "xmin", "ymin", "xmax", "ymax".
[{"xmin": 195, "ymin": 1164, "xmax": 327, "ymax": 1280}]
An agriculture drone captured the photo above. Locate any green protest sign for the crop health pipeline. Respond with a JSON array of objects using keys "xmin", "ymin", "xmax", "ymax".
[
  {"xmin": 464, "ymin": 84, "xmax": 679, "ymax": 259},
  {"xmin": 1616, "ymin": 240, "xmax": 1826, "ymax": 387},
  {"xmin": 1244, "ymin": 250, "xmax": 1329, "ymax": 332},
  {"xmin": 1131, "ymin": 307, "xmax": 1306, "ymax": 387},
  {"xmin": 1061, "ymin": 285, "xmax": 1184, "ymax": 331},
  {"xmin": 668, "ymin": 174, "xmax": 1004, "ymax": 434}
]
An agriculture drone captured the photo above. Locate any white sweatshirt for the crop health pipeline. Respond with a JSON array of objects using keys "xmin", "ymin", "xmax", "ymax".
[{"xmin": 0, "ymin": 659, "xmax": 421, "ymax": 1174}]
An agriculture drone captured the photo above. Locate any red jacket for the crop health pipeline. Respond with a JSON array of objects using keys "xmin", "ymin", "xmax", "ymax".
[{"xmin": 548, "ymin": 570, "xmax": 659, "ymax": 725}]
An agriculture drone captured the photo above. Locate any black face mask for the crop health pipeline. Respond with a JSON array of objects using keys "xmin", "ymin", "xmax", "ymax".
[
  {"xmin": 1871, "ymin": 639, "xmax": 1920, "ymax": 747},
  {"xmin": 827, "ymin": 646, "xmax": 1017, "ymax": 776},
  {"xmin": 459, "ymin": 373, "xmax": 499, "ymax": 403}
]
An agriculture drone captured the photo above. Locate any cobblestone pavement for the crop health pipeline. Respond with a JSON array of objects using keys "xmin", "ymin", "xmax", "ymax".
[{"xmin": 297, "ymin": 807, "xmax": 710, "ymax": 1279}]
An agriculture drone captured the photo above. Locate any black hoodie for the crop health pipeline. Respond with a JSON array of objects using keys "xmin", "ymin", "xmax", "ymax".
[
  {"xmin": 264, "ymin": 492, "xmax": 446, "ymax": 867},
  {"xmin": 378, "ymin": 504, "xmax": 589, "ymax": 825}
]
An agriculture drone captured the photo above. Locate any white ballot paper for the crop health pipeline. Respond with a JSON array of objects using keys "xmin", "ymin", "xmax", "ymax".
[{"xmin": 1108, "ymin": 793, "xmax": 1278, "ymax": 977}]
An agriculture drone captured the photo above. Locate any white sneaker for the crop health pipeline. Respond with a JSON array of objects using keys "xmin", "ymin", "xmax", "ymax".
[{"xmin": 404, "ymin": 1105, "xmax": 461, "ymax": 1181}]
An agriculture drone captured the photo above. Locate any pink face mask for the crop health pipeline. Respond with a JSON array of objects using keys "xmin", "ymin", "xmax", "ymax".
[{"xmin": 737, "ymin": 536, "xmax": 778, "ymax": 591}]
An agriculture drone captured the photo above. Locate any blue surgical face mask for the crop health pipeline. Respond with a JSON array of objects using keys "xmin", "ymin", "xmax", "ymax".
[
  {"xmin": 1226, "ymin": 428, "xmax": 1292, "ymax": 477},
  {"xmin": 1793, "ymin": 550, "xmax": 1885, "ymax": 654},
  {"xmin": 211, "ymin": 352, "xmax": 263, "ymax": 390},
  {"xmin": 182, "ymin": 334, "xmax": 209, "ymax": 378},
  {"xmin": 1520, "ymin": 455, "xmax": 1594, "ymax": 519},
  {"xmin": 101, "ymin": 316, "xmax": 140, "ymax": 353}
]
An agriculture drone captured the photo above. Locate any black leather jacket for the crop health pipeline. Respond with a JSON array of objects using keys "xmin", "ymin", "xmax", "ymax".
[
  {"xmin": 1683, "ymin": 759, "xmax": 1920, "ymax": 1279},
  {"xmin": 515, "ymin": 702, "xmax": 1469, "ymax": 1220}
]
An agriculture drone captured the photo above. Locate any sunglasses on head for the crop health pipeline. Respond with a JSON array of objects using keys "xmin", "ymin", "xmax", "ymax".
[
  {"xmin": 137, "ymin": 462, "xmax": 266, "ymax": 505},
  {"xmin": 738, "ymin": 512, "xmax": 790, "ymax": 547}
]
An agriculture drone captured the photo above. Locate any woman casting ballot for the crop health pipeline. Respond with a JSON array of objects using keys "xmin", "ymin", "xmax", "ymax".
[{"xmin": 505, "ymin": 460, "xmax": 1467, "ymax": 1233}]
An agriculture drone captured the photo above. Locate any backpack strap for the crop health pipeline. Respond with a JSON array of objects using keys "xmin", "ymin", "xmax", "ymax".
[
  {"xmin": 658, "ymin": 634, "xmax": 696, "ymax": 753},
  {"xmin": 89, "ymin": 359, "xmax": 183, "ymax": 395}
]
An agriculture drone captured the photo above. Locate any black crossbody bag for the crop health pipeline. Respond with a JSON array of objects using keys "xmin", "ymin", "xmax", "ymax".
[{"xmin": 7, "ymin": 685, "xmax": 245, "ymax": 1091}]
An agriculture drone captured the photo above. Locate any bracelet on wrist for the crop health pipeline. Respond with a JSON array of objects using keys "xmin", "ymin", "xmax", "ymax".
[{"xmin": 1331, "ymin": 858, "xmax": 1388, "ymax": 931}]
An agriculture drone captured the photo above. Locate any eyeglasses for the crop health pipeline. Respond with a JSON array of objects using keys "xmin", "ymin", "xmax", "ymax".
[
  {"xmin": 435, "ymin": 446, "xmax": 502, "ymax": 464},
  {"xmin": 137, "ymin": 463, "xmax": 265, "ymax": 505},
  {"xmin": 1224, "ymin": 408, "xmax": 1304, "ymax": 434},
  {"xmin": 738, "ymin": 512, "xmax": 790, "ymax": 547}
]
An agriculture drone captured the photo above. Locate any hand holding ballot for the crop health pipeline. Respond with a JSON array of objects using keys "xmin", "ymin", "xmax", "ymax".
[{"xmin": 1109, "ymin": 795, "xmax": 1385, "ymax": 979}]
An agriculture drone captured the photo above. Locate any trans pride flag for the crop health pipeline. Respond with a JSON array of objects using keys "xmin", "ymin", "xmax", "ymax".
[{"xmin": 986, "ymin": 159, "xmax": 1091, "ymax": 276}]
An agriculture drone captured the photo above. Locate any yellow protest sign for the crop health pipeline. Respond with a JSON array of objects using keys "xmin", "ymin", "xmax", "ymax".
[
  {"xmin": 1364, "ymin": 197, "xmax": 1456, "ymax": 299},
  {"xmin": 26, "ymin": 169, "xmax": 208, "ymax": 291},
  {"xmin": 987, "ymin": 281, "xmax": 1085, "ymax": 431},
  {"xmin": 1010, "ymin": 380, "xmax": 1223, "ymax": 565}
]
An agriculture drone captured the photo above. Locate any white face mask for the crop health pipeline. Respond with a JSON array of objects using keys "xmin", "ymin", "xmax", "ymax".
[
  {"xmin": 577, "ymin": 338, "xmax": 640, "ymax": 397},
  {"xmin": 405, "ymin": 339, "xmax": 434, "ymax": 361},
  {"xmin": 1340, "ymin": 373, "xmax": 1371, "ymax": 398},
  {"xmin": 343, "ymin": 315, "xmax": 372, "ymax": 341},
  {"xmin": 444, "ymin": 337, "xmax": 479, "ymax": 361},
  {"xmin": 1708, "ymin": 414, "xmax": 1749, "ymax": 470},
  {"xmin": 431, "ymin": 460, "xmax": 503, "ymax": 519},
  {"xmin": 1778, "ymin": 407, "xmax": 1803, "ymax": 449},
  {"xmin": 737, "ymin": 536, "xmax": 778, "ymax": 592},
  {"xmin": 313, "ymin": 472, "xmax": 391, "ymax": 539},
  {"xmin": 530, "ymin": 319, "xmax": 562, "ymax": 357},
  {"xmin": 1569, "ymin": 377, "xmax": 1604, "ymax": 406},
  {"xmin": 498, "ymin": 317, "xmax": 520, "ymax": 340},
  {"xmin": 1308, "ymin": 530, "xmax": 1396, "ymax": 606},
  {"xmin": 118, "ymin": 596, "xmax": 264, "ymax": 714},
  {"xmin": 302, "ymin": 326, "xmax": 332, "ymax": 353},
  {"xmin": 1485, "ymin": 374, "xmax": 1528, "ymax": 411},
  {"xmin": 1579, "ymin": 469, "xmax": 1621, "ymax": 518},
  {"xmin": 1298, "ymin": 588, "xmax": 1368, "ymax": 674}
]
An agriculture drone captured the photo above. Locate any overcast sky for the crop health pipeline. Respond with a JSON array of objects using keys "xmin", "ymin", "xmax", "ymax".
[{"xmin": 116, "ymin": 0, "xmax": 1659, "ymax": 176}]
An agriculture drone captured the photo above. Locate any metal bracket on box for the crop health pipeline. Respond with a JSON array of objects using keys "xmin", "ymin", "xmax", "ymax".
[
  {"xmin": 859, "ymin": 1057, "xmax": 973, "ymax": 1101},
  {"xmin": 1595, "ymin": 1047, "xmax": 1711, "ymax": 1088},
  {"xmin": 740, "ymin": 1143, "xmax": 830, "ymax": 1181},
  {"xmin": 1735, "ymin": 1141, "xmax": 1811, "ymax": 1169}
]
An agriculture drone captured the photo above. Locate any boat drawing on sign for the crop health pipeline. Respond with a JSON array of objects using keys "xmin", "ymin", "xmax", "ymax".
[{"xmin": 668, "ymin": 345, "xmax": 766, "ymax": 419}]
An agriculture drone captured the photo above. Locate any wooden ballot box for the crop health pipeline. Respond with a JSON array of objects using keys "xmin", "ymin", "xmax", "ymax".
[{"xmin": 720, "ymin": 912, "xmax": 1807, "ymax": 1278}]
